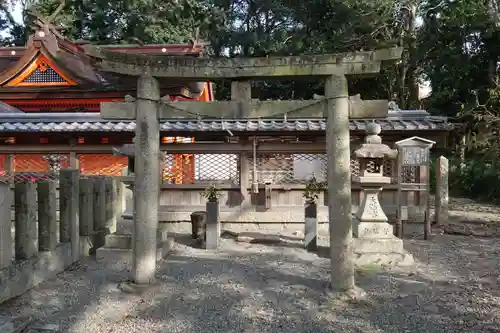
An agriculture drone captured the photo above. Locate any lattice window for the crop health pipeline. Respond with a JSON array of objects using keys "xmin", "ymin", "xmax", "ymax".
[
  {"xmin": 22, "ymin": 65, "xmax": 66, "ymax": 84},
  {"xmin": 78, "ymin": 154, "xmax": 128, "ymax": 176},
  {"xmin": 351, "ymin": 159, "xmax": 360, "ymax": 178},
  {"xmin": 162, "ymin": 153, "xmax": 239, "ymax": 184},
  {"xmin": 401, "ymin": 165, "xmax": 418, "ymax": 183},
  {"xmin": 383, "ymin": 159, "xmax": 397, "ymax": 183}
]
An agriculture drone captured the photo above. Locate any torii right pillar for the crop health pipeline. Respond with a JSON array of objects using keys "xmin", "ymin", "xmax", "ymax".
[{"xmin": 325, "ymin": 75, "xmax": 355, "ymax": 291}]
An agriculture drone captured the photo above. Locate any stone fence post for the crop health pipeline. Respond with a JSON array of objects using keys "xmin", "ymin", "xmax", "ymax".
[
  {"xmin": 304, "ymin": 200, "xmax": 318, "ymax": 251},
  {"xmin": 14, "ymin": 181, "xmax": 38, "ymax": 260},
  {"xmin": 60, "ymin": 168, "xmax": 80, "ymax": 263},
  {"xmin": 435, "ymin": 156, "xmax": 449, "ymax": 226},
  {"xmin": 79, "ymin": 178, "xmax": 94, "ymax": 256},
  {"xmin": 38, "ymin": 180, "xmax": 58, "ymax": 252},
  {"xmin": 104, "ymin": 177, "xmax": 118, "ymax": 234},
  {"xmin": 0, "ymin": 181, "xmax": 12, "ymax": 269},
  {"xmin": 205, "ymin": 200, "xmax": 220, "ymax": 249}
]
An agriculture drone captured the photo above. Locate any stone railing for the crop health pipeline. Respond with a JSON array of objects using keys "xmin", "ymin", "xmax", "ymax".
[{"xmin": 0, "ymin": 170, "xmax": 122, "ymax": 304}]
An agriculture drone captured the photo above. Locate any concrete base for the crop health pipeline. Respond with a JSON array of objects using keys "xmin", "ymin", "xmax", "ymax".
[
  {"xmin": 96, "ymin": 240, "xmax": 174, "ymax": 264},
  {"xmin": 0, "ymin": 243, "xmax": 73, "ymax": 304}
]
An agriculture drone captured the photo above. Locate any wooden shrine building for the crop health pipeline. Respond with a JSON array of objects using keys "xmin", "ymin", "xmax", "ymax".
[
  {"xmin": 0, "ymin": 26, "xmax": 213, "ymax": 179},
  {"xmin": 0, "ymin": 26, "xmax": 452, "ymax": 193}
]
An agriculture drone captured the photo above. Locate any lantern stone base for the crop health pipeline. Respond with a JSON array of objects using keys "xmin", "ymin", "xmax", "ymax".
[{"xmin": 353, "ymin": 220, "xmax": 414, "ymax": 267}]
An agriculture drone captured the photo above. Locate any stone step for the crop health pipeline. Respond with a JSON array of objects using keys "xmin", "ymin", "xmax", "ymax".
[
  {"xmin": 96, "ymin": 239, "xmax": 174, "ymax": 264},
  {"xmin": 103, "ymin": 229, "xmax": 168, "ymax": 249}
]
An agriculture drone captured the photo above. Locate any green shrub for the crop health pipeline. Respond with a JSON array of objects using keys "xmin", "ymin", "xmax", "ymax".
[{"xmin": 448, "ymin": 157, "xmax": 500, "ymax": 203}]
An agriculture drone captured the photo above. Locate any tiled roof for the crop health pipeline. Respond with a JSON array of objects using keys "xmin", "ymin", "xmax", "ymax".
[{"xmin": 0, "ymin": 110, "xmax": 452, "ymax": 133}]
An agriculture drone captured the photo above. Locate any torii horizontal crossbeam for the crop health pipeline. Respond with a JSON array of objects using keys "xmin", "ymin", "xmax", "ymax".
[
  {"xmin": 100, "ymin": 98, "xmax": 389, "ymax": 120},
  {"xmin": 84, "ymin": 46, "xmax": 402, "ymax": 79}
]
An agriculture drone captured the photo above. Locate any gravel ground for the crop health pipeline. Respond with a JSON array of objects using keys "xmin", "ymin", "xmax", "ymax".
[{"xmin": 1, "ymin": 231, "xmax": 500, "ymax": 333}]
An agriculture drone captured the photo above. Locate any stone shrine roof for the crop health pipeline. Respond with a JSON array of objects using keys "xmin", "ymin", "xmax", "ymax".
[{"xmin": 0, "ymin": 109, "xmax": 451, "ymax": 133}]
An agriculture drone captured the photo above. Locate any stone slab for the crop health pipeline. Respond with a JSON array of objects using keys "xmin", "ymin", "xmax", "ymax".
[
  {"xmin": 96, "ymin": 239, "xmax": 174, "ymax": 264},
  {"xmin": 103, "ymin": 229, "xmax": 169, "ymax": 249},
  {"xmin": 353, "ymin": 237, "xmax": 404, "ymax": 253},
  {"xmin": 0, "ymin": 243, "xmax": 72, "ymax": 304},
  {"xmin": 354, "ymin": 253, "xmax": 414, "ymax": 267},
  {"xmin": 353, "ymin": 221, "xmax": 393, "ymax": 238}
]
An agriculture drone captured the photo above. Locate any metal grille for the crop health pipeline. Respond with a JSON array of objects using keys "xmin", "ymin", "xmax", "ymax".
[
  {"xmin": 248, "ymin": 153, "xmax": 327, "ymax": 184},
  {"xmin": 22, "ymin": 66, "xmax": 66, "ymax": 83},
  {"xmin": 162, "ymin": 153, "xmax": 239, "ymax": 184}
]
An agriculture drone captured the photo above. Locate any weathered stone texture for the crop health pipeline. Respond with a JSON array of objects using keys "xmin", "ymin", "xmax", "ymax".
[
  {"xmin": 14, "ymin": 181, "xmax": 37, "ymax": 260},
  {"xmin": 132, "ymin": 75, "xmax": 161, "ymax": 285},
  {"xmin": 436, "ymin": 156, "xmax": 449, "ymax": 225},
  {"xmin": 59, "ymin": 169, "xmax": 80, "ymax": 262},
  {"xmin": 325, "ymin": 74, "xmax": 355, "ymax": 291},
  {"xmin": 38, "ymin": 180, "xmax": 57, "ymax": 251},
  {"xmin": 0, "ymin": 182, "xmax": 12, "ymax": 269}
]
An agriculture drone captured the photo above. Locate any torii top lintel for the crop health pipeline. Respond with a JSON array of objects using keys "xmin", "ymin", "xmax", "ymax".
[{"xmin": 84, "ymin": 45, "xmax": 403, "ymax": 80}]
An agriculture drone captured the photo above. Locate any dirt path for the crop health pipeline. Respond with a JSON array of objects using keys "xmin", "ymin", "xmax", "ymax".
[{"xmin": 0, "ymin": 232, "xmax": 499, "ymax": 333}]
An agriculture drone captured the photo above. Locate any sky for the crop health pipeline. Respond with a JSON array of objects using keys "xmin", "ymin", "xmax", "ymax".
[{"xmin": 9, "ymin": 2, "xmax": 22, "ymax": 24}]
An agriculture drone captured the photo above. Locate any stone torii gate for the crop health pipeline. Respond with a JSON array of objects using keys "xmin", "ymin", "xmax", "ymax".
[{"xmin": 87, "ymin": 46, "xmax": 402, "ymax": 291}]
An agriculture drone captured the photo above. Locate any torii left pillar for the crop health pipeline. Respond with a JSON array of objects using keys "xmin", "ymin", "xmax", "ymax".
[{"xmin": 132, "ymin": 75, "xmax": 161, "ymax": 285}]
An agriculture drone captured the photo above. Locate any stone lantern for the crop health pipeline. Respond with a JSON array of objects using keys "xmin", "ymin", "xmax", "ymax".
[
  {"xmin": 353, "ymin": 123, "xmax": 397, "ymax": 227},
  {"xmin": 352, "ymin": 123, "xmax": 413, "ymax": 266}
]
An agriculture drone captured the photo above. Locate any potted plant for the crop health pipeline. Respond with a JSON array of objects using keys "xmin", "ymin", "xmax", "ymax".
[
  {"xmin": 303, "ymin": 176, "xmax": 325, "ymax": 251},
  {"xmin": 201, "ymin": 184, "xmax": 222, "ymax": 249},
  {"xmin": 303, "ymin": 176, "xmax": 325, "ymax": 204},
  {"xmin": 201, "ymin": 184, "xmax": 223, "ymax": 203}
]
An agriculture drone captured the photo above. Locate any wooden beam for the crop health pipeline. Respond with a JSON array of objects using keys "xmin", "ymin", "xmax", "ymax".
[
  {"xmin": 84, "ymin": 46, "xmax": 402, "ymax": 79},
  {"xmin": 0, "ymin": 143, "xmax": 327, "ymax": 154},
  {"xmin": 100, "ymin": 99, "xmax": 389, "ymax": 120}
]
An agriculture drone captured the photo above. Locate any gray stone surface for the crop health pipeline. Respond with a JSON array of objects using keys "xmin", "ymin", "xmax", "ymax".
[
  {"xmin": 436, "ymin": 156, "xmax": 449, "ymax": 225},
  {"xmin": 104, "ymin": 178, "xmax": 117, "ymax": 234},
  {"xmin": 102, "ymin": 229, "xmax": 168, "ymax": 250},
  {"xmin": 37, "ymin": 181, "xmax": 57, "ymax": 252},
  {"xmin": 353, "ymin": 221, "xmax": 393, "ymax": 238},
  {"xmin": 0, "ymin": 183, "xmax": 12, "ymax": 269},
  {"xmin": 14, "ymin": 181, "xmax": 37, "ymax": 260},
  {"xmin": 59, "ymin": 169, "xmax": 80, "ymax": 263},
  {"xmin": 325, "ymin": 74, "xmax": 355, "ymax": 291},
  {"xmin": 79, "ymin": 178, "xmax": 94, "ymax": 257},
  {"xmin": 304, "ymin": 203, "xmax": 317, "ymax": 251},
  {"xmin": 205, "ymin": 201, "xmax": 220, "ymax": 250},
  {"xmin": 93, "ymin": 178, "xmax": 106, "ymax": 231},
  {"xmin": 0, "ymin": 243, "xmax": 72, "ymax": 304},
  {"xmin": 96, "ymin": 239, "xmax": 173, "ymax": 265},
  {"xmin": 132, "ymin": 75, "xmax": 161, "ymax": 285}
]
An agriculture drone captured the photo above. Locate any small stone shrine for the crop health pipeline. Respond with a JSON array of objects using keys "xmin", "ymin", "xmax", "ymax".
[{"xmin": 352, "ymin": 123, "xmax": 414, "ymax": 266}]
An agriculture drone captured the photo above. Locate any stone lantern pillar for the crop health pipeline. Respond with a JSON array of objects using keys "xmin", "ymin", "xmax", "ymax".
[{"xmin": 352, "ymin": 123, "xmax": 413, "ymax": 267}]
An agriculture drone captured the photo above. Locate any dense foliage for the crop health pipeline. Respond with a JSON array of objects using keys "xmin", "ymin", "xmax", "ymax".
[{"xmin": 1, "ymin": 0, "xmax": 500, "ymax": 200}]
